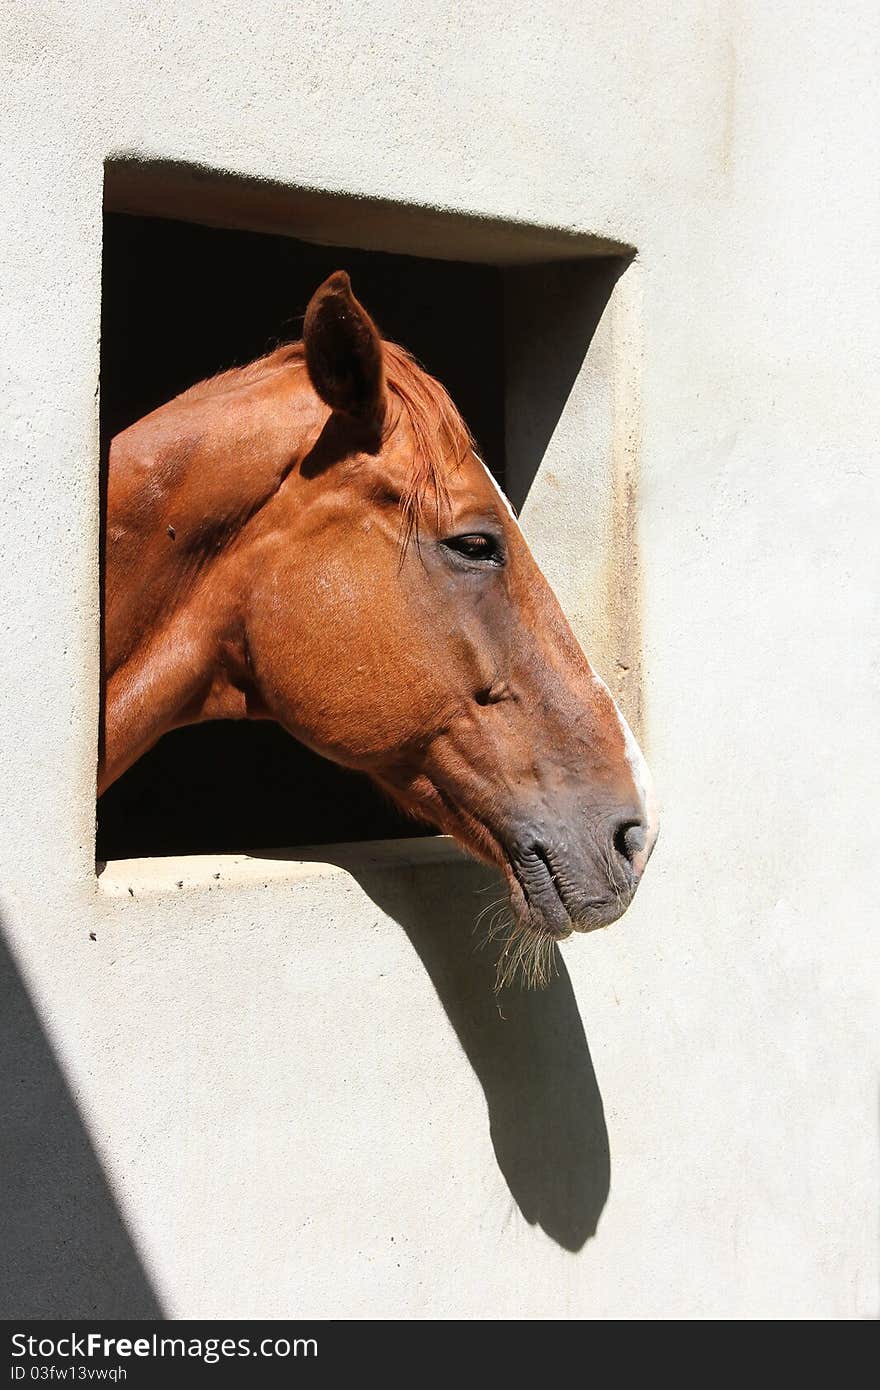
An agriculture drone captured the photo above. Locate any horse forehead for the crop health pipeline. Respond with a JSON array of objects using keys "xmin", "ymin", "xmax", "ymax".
[{"xmin": 447, "ymin": 451, "xmax": 510, "ymax": 514}]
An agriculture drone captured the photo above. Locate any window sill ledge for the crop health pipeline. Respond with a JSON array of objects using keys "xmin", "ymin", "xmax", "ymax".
[{"xmin": 96, "ymin": 835, "xmax": 470, "ymax": 897}]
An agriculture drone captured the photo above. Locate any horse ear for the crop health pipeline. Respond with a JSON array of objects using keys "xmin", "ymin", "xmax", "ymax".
[{"xmin": 303, "ymin": 271, "xmax": 386, "ymax": 424}]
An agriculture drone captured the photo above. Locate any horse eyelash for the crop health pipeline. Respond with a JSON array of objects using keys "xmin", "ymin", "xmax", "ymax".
[{"xmin": 443, "ymin": 534, "xmax": 505, "ymax": 565}]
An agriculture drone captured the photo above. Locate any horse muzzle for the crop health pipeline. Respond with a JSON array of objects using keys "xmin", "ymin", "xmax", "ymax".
[{"xmin": 504, "ymin": 803, "xmax": 659, "ymax": 940}]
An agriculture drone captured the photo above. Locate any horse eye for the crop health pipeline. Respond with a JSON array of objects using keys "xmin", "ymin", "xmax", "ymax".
[{"xmin": 444, "ymin": 533, "xmax": 503, "ymax": 564}]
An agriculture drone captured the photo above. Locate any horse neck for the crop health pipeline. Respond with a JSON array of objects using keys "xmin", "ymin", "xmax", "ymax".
[{"xmin": 101, "ymin": 360, "xmax": 322, "ymax": 792}]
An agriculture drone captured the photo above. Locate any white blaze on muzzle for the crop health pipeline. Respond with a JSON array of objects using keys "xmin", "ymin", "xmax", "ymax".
[{"xmin": 591, "ymin": 672, "xmax": 659, "ymax": 875}]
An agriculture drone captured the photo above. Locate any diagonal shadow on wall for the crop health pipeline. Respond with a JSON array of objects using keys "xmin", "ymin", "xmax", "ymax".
[
  {"xmin": 0, "ymin": 914, "xmax": 164, "ymax": 1318},
  {"xmin": 269, "ymin": 853, "xmax": 611, "ymax": 1252}
]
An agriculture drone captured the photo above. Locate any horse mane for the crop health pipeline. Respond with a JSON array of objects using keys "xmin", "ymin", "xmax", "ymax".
[
  {"xmin": 380, "ymin": 340, "xmax": 474, "ymax": 545},
  {"xmin": 180, "ymin": 337, "xmax": 475, "ymax": 544}
]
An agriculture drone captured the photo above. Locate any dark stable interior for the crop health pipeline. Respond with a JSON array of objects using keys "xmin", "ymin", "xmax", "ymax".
[{"xmin": 98, "ymin": 212, "xmax": 506, "ymax": 859}]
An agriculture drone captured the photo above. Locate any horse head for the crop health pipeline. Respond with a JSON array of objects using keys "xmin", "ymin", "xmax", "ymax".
[{"xmin": 103, "ymin": 270, "xmax": 658, "ymax": 985}]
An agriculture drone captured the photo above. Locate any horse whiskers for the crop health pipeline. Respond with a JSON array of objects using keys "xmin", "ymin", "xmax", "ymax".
[
  {"xmin": 472, "ymin": 906, "xmax": 514, "ymax": 950},
  {"xmin": 488, "ymin": 915, "xmax": 560, "ymax": 993},
  {"xmin": 501, "ymin": 929, "xmax": 556, "ymax": 993},
  {"xmin": 473, "ymin": 894, "xmax": 512, "ymax": 929},
  {"xmin": 470, "ymin": 885, "xmax": 561, "ymax": 990}
]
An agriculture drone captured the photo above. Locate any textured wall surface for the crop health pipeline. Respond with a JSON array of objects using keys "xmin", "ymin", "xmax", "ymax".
[{"xmin": 1, "ymin": 0, "xmax": 878, "ymax": 1319}]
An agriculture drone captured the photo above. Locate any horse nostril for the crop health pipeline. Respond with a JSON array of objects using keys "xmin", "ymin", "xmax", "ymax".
[
  {"xmin": 474, "ymin": 682, "xmax": 510, "ymax": 706},
  {"xmin": 612, "ymin": 818, "xmax": 647, "ymax": 870}
]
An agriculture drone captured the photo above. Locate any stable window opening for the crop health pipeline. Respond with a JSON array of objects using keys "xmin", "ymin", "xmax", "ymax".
[{"xmin": 98, "ymin": 164, "xmax": 629, "ymax": 864}]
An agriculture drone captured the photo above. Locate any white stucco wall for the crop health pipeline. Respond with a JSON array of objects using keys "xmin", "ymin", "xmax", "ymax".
[{"xmin": 1, "ymin": 0, "xmax": 878, "ymax": 1319}]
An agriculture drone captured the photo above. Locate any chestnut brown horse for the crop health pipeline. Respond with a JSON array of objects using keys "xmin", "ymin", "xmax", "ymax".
[{"xmin": 101, "ymin": 270, "xmax": 658, "ymax": 985}]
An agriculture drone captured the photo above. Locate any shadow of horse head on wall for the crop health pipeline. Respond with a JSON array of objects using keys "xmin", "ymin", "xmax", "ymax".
[{"xmin": 286, "ymin": 852, "xmax": 611, "ymax": 1252}]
